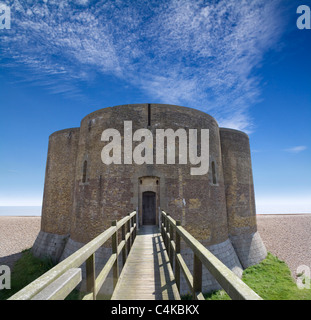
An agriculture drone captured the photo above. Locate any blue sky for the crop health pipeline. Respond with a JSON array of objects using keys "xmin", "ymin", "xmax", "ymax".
[{"xmin": 0, "ymin": 0, "xmax": 310, "ymax": 214}]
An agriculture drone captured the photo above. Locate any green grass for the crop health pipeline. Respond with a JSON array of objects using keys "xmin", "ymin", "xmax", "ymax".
[
  {"xmin": 242, "ymin": 252, "xmax": 311, "ymax": 300},
  {"xmin": 0, "ymin": 249, "xmax": 81, "ymax": 300},
  {"xmin": 204, "ymin": 252, "xmax": 311, "ymax": 300},
  {"xmin": 0, "ymin": 249, "xmax": 55, "ymax": 300}
]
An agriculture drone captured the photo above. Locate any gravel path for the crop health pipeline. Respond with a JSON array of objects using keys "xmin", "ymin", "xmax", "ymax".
[
  {"xmin": 0, "ymin": 215, "xmax": 310, "ymax": 280},
  {"xmin": 0, "ymin": 216, "xmax": 41, "ymax": 269},
  {"xmin": 257, "ymin": 214, "xmax": 311, "ymax": 278}
]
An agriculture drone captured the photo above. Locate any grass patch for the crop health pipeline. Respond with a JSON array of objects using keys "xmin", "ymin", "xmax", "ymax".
[
  {"xmin": 0, "ymin": 249, "xmax": 81, "ymax": 300},
  {"xmin": 0, "ymin": 249, "xmax": 55, "ymax": 300},
  {"xmin": 204, "ymin": 289, "xmax": 231, "ymax": 300},
  {"xmin": 242, "ymin": 252, "xmax": 311, "ymax": 300},
  {"xmin": 203, "ymin": 252, "xmax": 311, "ymax": 300}
]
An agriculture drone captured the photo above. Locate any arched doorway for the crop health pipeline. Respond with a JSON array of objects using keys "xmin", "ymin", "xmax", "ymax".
[{"xmin": 142, "ymin": 191, "xmax": 156, "ymax": 225}]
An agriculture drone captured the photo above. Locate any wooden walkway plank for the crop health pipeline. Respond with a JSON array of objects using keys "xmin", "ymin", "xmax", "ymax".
[{"xmin": 111, "ymin": 225, "xmax": 180, "ymax": 300}]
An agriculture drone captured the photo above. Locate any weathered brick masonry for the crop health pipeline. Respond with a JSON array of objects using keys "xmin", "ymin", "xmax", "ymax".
[{"xmin": 32, "ymin": 103, "xmax": 267, "ymax": 294}]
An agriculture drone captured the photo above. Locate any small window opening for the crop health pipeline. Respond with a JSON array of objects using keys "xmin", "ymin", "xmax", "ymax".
[
  {"xmin": 148, "ymin": 104, "xmax": 151, "ymax": 127},
  {"xmin": 82, "ymin": 160, "xmax": 87, "ymax": 183},
  {"xmin": 212, "ymin": 161, "xmax": 217, "ymax": 184}
]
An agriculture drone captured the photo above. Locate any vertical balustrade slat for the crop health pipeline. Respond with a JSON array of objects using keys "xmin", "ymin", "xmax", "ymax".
[
  {"xmin": 127, "ymin": 213, "xmax": 131, "ymax": 253},
  {"xmin": 160, "ymin": 213, "xmax": 165, "ymax": 240},
  {"xmin": 164, "ymin": 214, "xmax": 167, "ymax": 245},
  {"xmin": 193, "ymin": 254, "xmax": 202, "ymax": 300},
  {"xmin": 111, "ymin": 220, "xmax": 119, "ymax": 289},
  {"xmin": 86, "ymin": 253, "xmax": 96, "ymax": 300},
  {"xmin": 175, "ymin": 220, "xmax": 181, "ymax": 292},
  {"xmin": 136, "ymin": 206, "xmax": 139, "ymax": 231},
  {"xmin": 166, "ymin": 213, "xmax": 170, "ymax": 257},
  {"xmin": 164, "ymin": 212, "xmax": 167, "ymax": 239},
  {"xmin": 169, "ymin": 219, "xmax": 174, "ymax": 269},
  {"xmin": 130, "ymin": 215, "xmax": 134, "ymax": 247},
  {"xmin": 132, "ymin": 215, "xmax": 136, "ymax": 243},
  {"xmin": 121, "ymin": 224, "xmax": 126, "ymax": 266},
  {"xmin": 158, "ymin": 207, "xmax": 161, "ymax": 230}
]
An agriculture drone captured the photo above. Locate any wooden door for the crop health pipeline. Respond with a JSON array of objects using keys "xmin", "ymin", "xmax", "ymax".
[{"xmin": 142, "ymin": 191, "xmax": 156, "ymax": 225}]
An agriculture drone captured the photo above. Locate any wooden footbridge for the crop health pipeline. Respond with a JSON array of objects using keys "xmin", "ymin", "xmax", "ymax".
[{"xmin": 9, "ymin": 211, "xmax": 262, "ymax": 300}]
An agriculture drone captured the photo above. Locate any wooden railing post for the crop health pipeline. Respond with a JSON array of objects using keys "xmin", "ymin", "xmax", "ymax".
[
  {"xmin": 86, "ymin": 253, "xmax": 96, "ymax": 300},
  {"xmin": 121, "ymin": 223, "xmax": 126, "ymax": 267},
  {"xmin": 111, "ymin": 220, "xmax": 119, "ymax": 289},
  {"xmin": 127, "ymin": 213, "xmax": 131, "ymax": 253},
  {"xmin": 136, "ymin": 207, "xmax": 139, "ymax": 231},
  {"xmin": 166, "ymin": 213, "xmax": 170, "ymax": 259},
  {"xmin": 133, "ymin": 213, "xmax": 136, "ymax": 241},
  {"xmin": 130, "ymin": 214, "xmax": 134, "ymax": 246},
  {"xmin": 160, "ymin": 213, "xmax": 165, "ymax": 240},
  {"xmin": 175, "ymin": 220, "xmax": 181, "ymax": 292},
  {"xmin": 169, "ymin": 219, "xmax": 174, "ymax": 269},
  {"xmin": 193, "ymin": 254, "xmax": 202, "ymax": 300}
]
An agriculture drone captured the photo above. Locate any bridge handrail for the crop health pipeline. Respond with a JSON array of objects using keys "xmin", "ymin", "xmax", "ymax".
[
  {"xmin": 161, "ymin": 210, "xmax": 262, "ymax": 300},
  {"xmin": 9, "ymin": 211, "xmax": 137, "ymax": 300}
]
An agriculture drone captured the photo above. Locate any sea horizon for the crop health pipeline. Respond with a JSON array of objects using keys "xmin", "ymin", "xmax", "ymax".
[
  {"xmin": 0, "ymin": 206, "xmax": 42, "ymax": 216},
  {"xmin": 0, "ymin": 205, "xmax": 310, "ymax": 217}
]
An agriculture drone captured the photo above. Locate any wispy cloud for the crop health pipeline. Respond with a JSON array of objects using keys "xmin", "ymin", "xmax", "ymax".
[
  {"xmin": 284, "ymin": 146, "xmax": 308, "ymax": 153},
  {"xmin": 8, "ymin": 169, "xmax": 18, "ymax": 173},
  {"xmin": 0, "ymin": 0, "xmax": 284, "ymax": 131}
]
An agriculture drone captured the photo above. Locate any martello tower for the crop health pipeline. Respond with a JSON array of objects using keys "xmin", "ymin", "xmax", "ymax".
[{"xmin": 32, "ymin": 103, "xmax": 267, "ymax": 294}]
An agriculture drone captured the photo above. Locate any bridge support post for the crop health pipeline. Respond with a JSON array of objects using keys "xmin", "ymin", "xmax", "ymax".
[
  {"xmin": 86, "ymin": 253, "xmax": 96, "ymax": 300},
  {"xmin": 169, "ymin": 219, "xmax": 174, "ymax": 269},
  {"xmin": 127, "ymin": 213, "xmax": 131, "ymax": 253},
  {"xmin": 175, "ymin": 220, "xmax": 181, "ymax": 292},
  {"xmin": 160, "ymin": 211, "xmax": 164, "ymax": 239},
  {"xmin": 112, "ymin": 220, "xmax": 119, "ymax": 289},
  {"xmin": 166, "ymin": 213, "xmax": 170, "ymax": 259},
  {"xmin": 136, "ymin": 207, "xmax": 139, "ymax": 231},
  {"xmin": 121, "ymin": 224, "xmax": 126, "ymax": 267},
  {"xmin": 193, "ymin": 254, "xmax": 202, "ymax": 300},
  {"xmin": 130, "ymin": 214, "xmax": 135, "ymax": 246}
]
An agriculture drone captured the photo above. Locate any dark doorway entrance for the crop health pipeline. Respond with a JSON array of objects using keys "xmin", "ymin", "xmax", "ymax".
[{"xmin": 142, "ymin": 191, "xmax": 156, "ymax": 225}]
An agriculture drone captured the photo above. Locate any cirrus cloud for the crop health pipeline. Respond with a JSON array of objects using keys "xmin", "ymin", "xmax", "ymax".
[
  {"xmin": 0, "ymin": 0, "xmax": 285, "ymax": 131},
  {"xmin": 284, "ymin": 146, "xmax": 308, "ymax": 153}
]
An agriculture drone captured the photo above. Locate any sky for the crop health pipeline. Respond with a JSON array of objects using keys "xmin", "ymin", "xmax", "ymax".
[{"xmin": 0, "ymin": 0, "xmax": 310, "ymax": 214}]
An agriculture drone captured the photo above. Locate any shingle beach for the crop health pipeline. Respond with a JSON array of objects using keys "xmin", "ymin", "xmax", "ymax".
[
  {"xmin": 0, "ymin": 216, "xmax": 41, "ymax": 268},
  {"xmin": 257, "ymin": 214, "xmax": 311, "ymax": 278}
]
